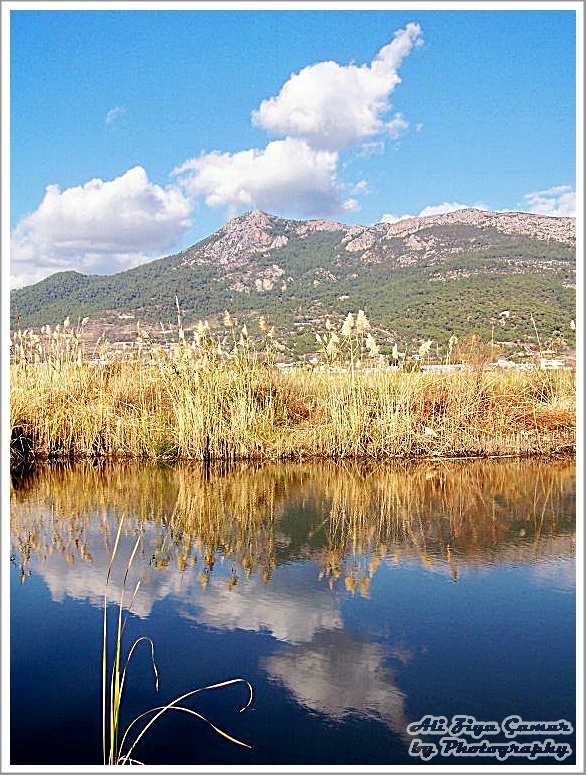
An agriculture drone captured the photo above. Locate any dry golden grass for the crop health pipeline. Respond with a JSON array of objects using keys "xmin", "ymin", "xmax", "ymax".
[{"xmin": 10, "ymin": 314, "xmax": 576, "ymax": 462}]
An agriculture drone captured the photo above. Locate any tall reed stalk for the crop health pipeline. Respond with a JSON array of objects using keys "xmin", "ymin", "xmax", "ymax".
[{"xmin": 102, "ymin": 516, "xmax": 253, "ymax": 765}]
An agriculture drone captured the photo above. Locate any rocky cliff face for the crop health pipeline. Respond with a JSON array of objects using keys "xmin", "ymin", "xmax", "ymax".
[{"xmin": 381, "ymin": 208, "xmax": 575, "ymax": 245}]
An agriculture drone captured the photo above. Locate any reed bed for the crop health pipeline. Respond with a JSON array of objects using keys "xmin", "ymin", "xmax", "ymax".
[{"xmin": 10, "ymin": 313, "xmax": 576, "ymax": 463}]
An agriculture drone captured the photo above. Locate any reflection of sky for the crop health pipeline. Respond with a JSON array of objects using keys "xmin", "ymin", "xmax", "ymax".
[
  {"xmin": 33, "ymin": 528, "xmax": 346, "ymax": 633},
  {"xmin": 10, "ymin": 462, "xmax": 577, "ymax": 767},
  {"xmin": 262, "ymin": 629, "xmax": 413, "ymax": 740},
  {"xmin": 13, "ymin": 518, "xmax": 577, "ymax": 757},
  {"xmin": 28, "ymin": 531, "xmax": 166, "ymax": 618},
  {"xmin": 27, "ymin": 534, "xmax": 416, "ymax": 734},
  {"xmin": 24, "ymin": 524, "xmax": 576, "ymax": 716},
  {"xmin": 530, "ymin": 555, "xmax": 576, "ymax": 592},
  {"xmin": 24, "ymin": 523, "xmax": 577, "ymax": 622}
]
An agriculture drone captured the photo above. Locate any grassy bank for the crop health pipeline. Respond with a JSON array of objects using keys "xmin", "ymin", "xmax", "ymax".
[{"xmin": 10, "ymin": 314, "xmax": 576, "ymax": 464}]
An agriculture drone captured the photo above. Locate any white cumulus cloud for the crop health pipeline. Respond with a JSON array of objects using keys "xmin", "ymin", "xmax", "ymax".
[
  {"xmin": 355, "ymin": 140, "xmax": 386, "ymax": 158},
  {"xmin": 386, "ymin": 112, "xmax": 410, "ymax": 139},
  {"xmin": 251, "ymin": 23, "xmax": 422, "ymax": 151},
  {"xmin": 173, "ymin": 138, "xmax": 342, "ymax": 216},
  {"xmin": 381, "ymin": 201, "xmax": 476, "ymax": 224},
  {"xmin": 522, "ymin": 185, "xmax": 576, "ymax": 217},
  {"xmin": 12, "ymin": 25, "xmax": 426, "ymax": 288},
  {"xmin": 350, "ymin": 179, "xmax": 370, "ymax": 196},
  {"xmin": 10, "ymin": 166, "xmax": 192, "ymax": 288},
  {"xmin": 418, "ymin": 201, "xmax": 475, "ymax": 217},
  {"xmin": 173, "ymin": 23, "xmax": 422, "ymax": 221}
]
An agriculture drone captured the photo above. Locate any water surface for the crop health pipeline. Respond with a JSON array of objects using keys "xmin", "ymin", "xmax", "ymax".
[{"xmin": 10, "ymin": 459, "xmax": 576, "ymax": 766}]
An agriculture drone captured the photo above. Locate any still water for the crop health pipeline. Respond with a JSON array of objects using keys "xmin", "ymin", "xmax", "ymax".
[{"xmin": 10, "ymin": 459, "xmax": 576, "ymax": 766}]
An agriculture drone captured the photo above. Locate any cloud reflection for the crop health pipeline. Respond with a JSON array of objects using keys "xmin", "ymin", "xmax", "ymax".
[
  {"xmin": 262, "ymin": 630, "xmax": 412, "ymax": 740},
  {"xmin": 184, "ymin": 573, "xmax": 342, "ymax": 644}
]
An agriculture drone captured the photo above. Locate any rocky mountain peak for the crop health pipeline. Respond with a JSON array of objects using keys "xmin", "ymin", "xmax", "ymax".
[
  {"xmin": 175, "ymin": 206, "xmax": 575, "ymax": 273},
  {"xmin": 225, "ymin": 209, "xmax": 279, "ymax": 232},
  {"xmin": 179, "ymin": 210, "xmax": 289, "ymax": 269}
]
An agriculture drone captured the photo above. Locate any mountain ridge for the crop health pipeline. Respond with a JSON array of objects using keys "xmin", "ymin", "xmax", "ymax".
[
  {"xmin": 10, "ymin": 207, "xmax": 576, "ymax": 351},
  {"xmin": 173, "ymin": 207, "xmax": 575, "ymax": 267}
]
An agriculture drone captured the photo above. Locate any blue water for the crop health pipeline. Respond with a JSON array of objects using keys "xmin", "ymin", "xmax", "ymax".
[{"xmin": 10, "ymin": 460, "xmax": 576, "ymax": 766}]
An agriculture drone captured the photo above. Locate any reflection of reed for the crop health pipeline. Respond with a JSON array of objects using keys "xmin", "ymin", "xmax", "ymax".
[
  {"xmin": 10, "ymin": 460, "xmax": 575, "ymax": 589},
  {"xmin": 313, "ymin": 459, "xmax": 575, "ymax": 589}
]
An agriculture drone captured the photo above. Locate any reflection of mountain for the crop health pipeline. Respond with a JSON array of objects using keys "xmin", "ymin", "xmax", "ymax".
[{"xmin": 262, "ymin": 630, "xmax": 412, "ymax": 740}]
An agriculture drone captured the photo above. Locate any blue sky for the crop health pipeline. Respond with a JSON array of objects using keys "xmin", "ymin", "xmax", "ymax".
[{"xmin": 5, "ymin": 3, "xmax": 580, "ymax": 288}]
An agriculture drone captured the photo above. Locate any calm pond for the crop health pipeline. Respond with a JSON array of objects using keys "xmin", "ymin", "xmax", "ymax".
[{"xmin": 10, "ymin": 459, "xmax": 576, "ymax": 766}]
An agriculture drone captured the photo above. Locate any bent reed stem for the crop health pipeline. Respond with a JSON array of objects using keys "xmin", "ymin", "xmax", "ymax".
[{"xmin": 102, "ymin": 515, "xmax": 253, "ymax": 765}]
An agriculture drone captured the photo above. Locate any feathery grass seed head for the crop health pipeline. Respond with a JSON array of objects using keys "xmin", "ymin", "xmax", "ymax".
[
  {"xmin": 418, "ymin": 339, "xmax": 433, "ymax": 358},
  {"xmin": 341, "ymin": 313, "xmax": 354, "ymax": 337},
  {"xmin": 356, "ymin": 310, "xmax": 370, "ymax": 333}
]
